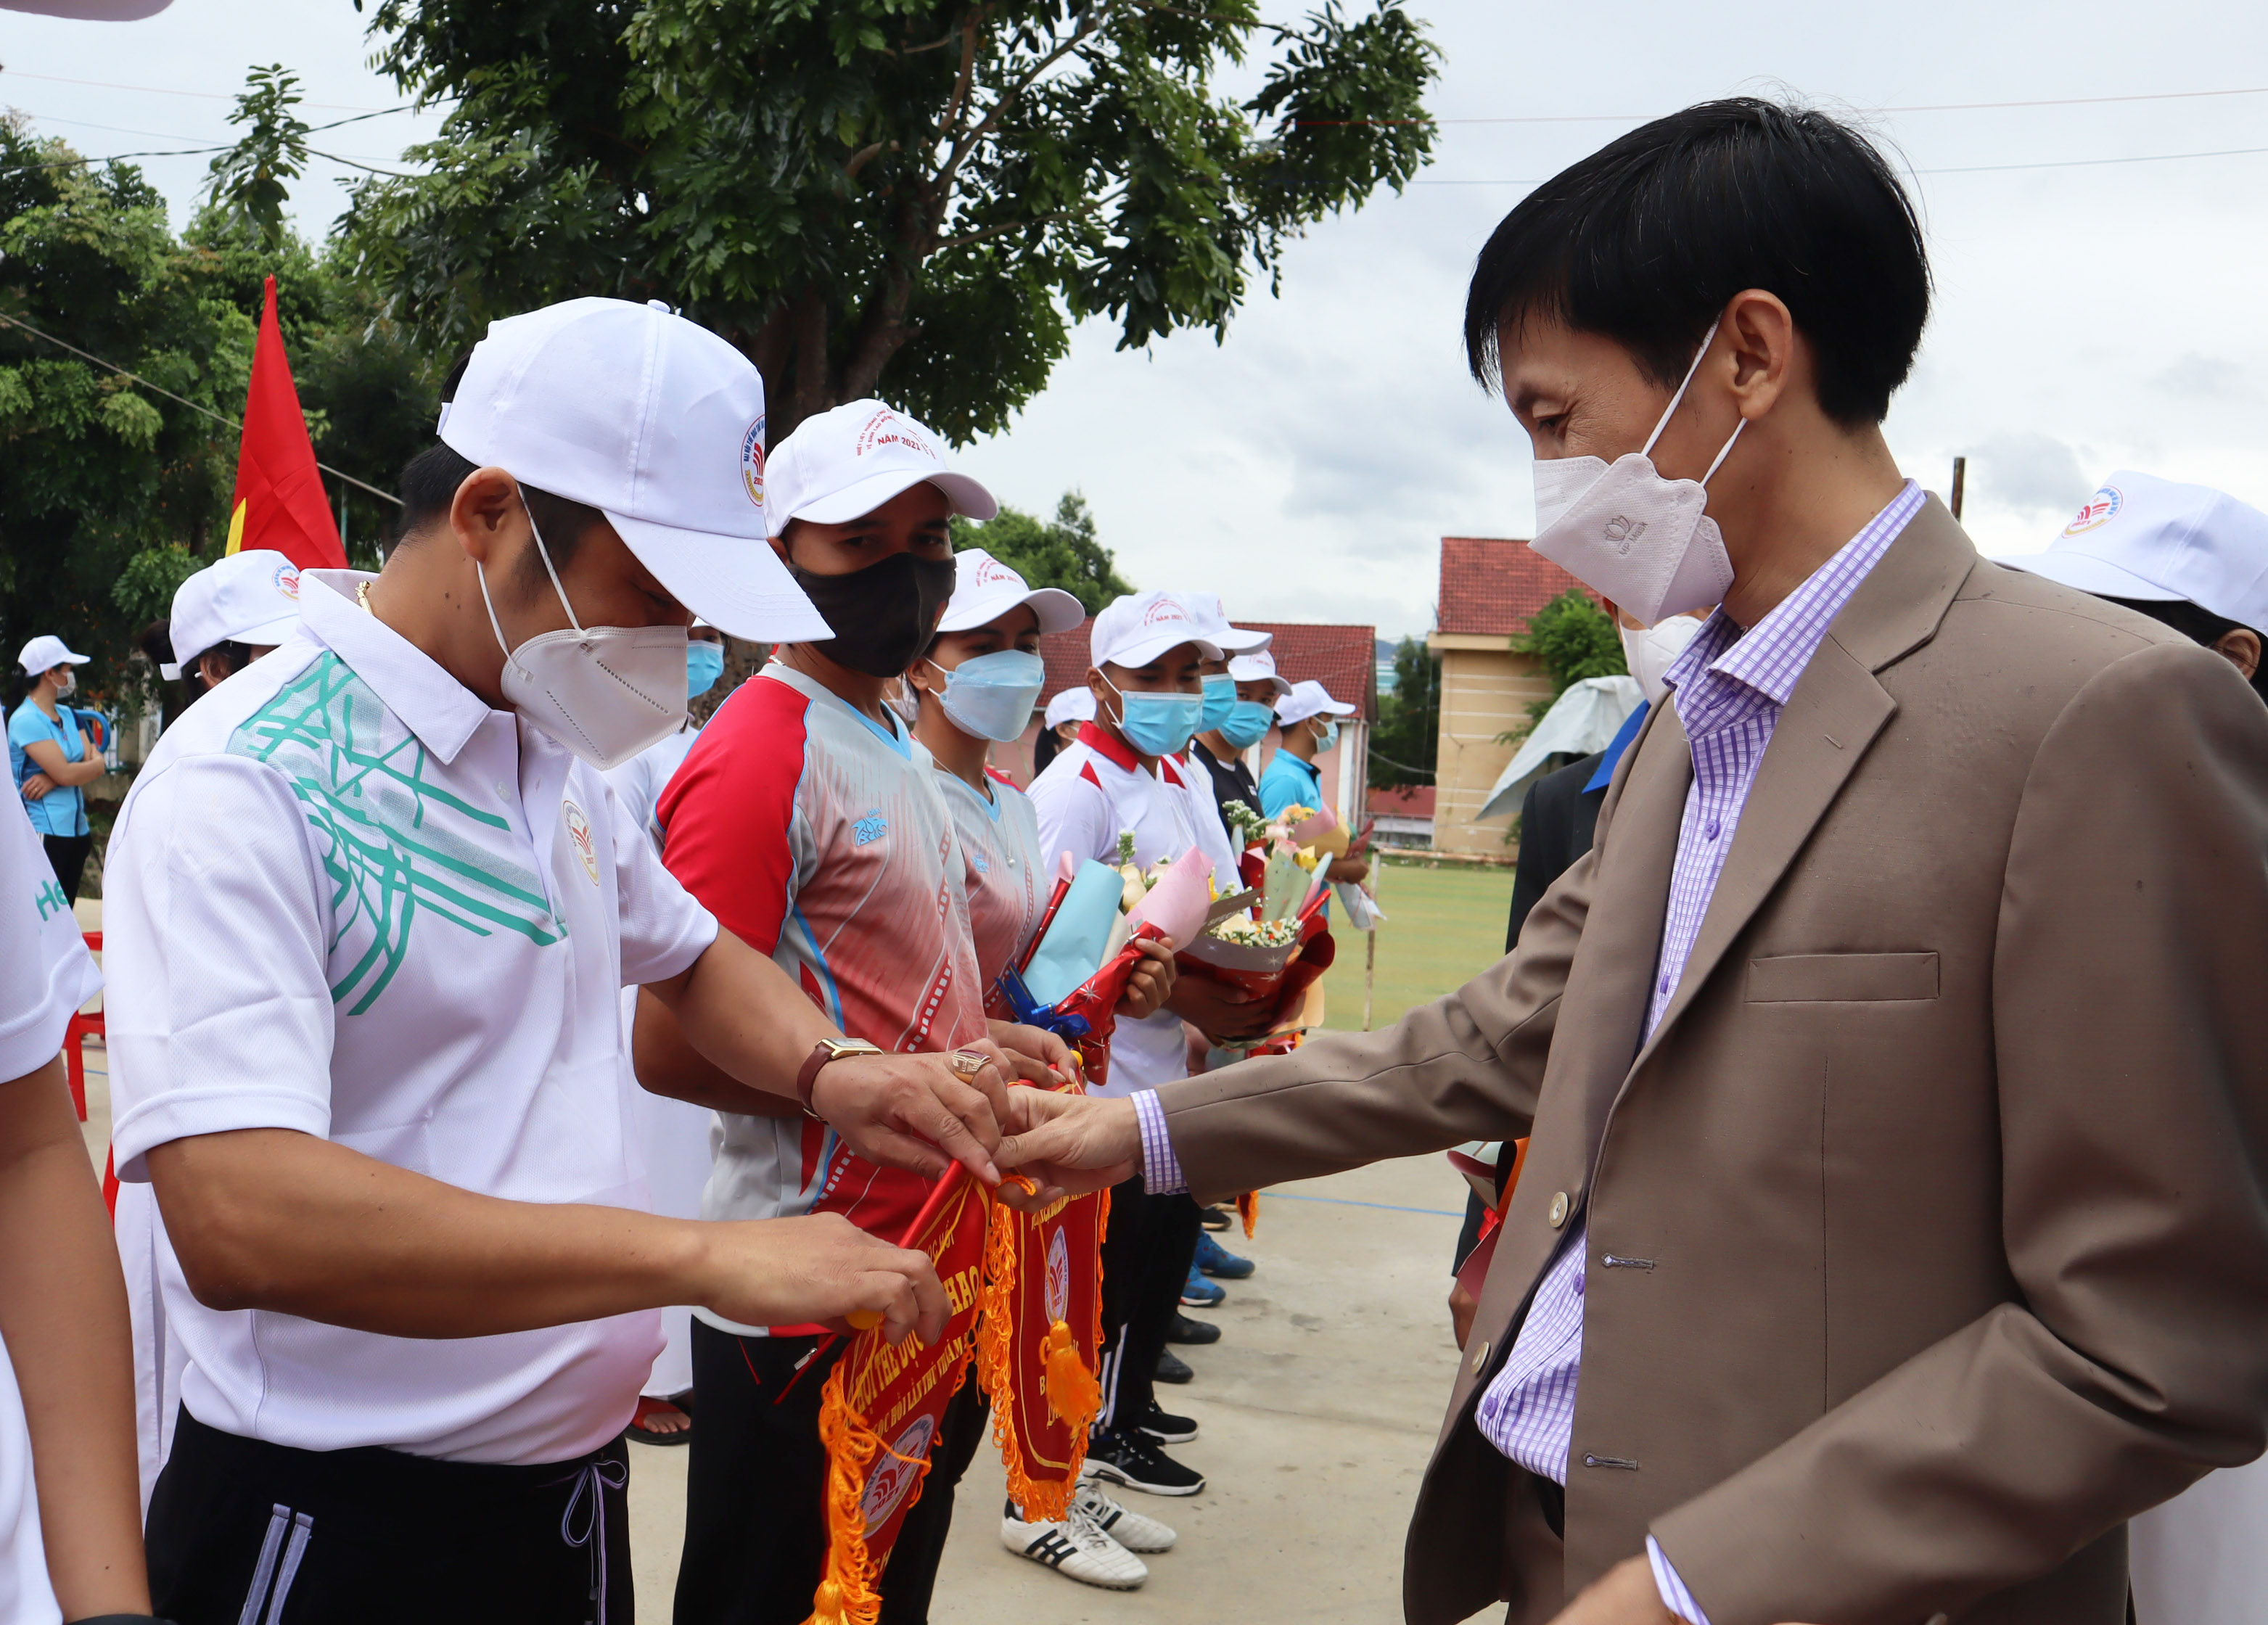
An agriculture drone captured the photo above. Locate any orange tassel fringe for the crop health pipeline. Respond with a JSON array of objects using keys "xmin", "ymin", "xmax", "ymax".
[
  {"xmin": 807, "ymin": 1364, "xmax": 884, "ymax": 1625},
  {"xmin": 1236, "ymin": 1190, "xmax": 1259, "ymax": 1239}
]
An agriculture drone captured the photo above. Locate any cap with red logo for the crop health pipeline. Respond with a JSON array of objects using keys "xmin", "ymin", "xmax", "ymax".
[
  {"xmin": 1089, "ymin": 590, "xmax": 1224, "ymax": 671},
  {"xmin": 762, "ymin": 398, "xmax": 998, "ymax": 539},
  {"xmin": 936, "ymin": 547, "xmax": 1085, "ymax": 635},
  {"xmin": 163, "ymin": 549, "xmax": 303, "ymax": 678},
  {"xmin": 1995, "ymin": 470, "xmax": 2268, "ymax": 632}
]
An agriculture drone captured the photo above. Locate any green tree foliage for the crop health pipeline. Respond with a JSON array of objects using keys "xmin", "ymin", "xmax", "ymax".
[
  {"xmin": 0, "ymin": 91, "xmax": 442, "ymax": 712},
  {"xmin": 345, "ymin": 0, "xmax": 1439, "ymax": 444},
  {"xmin": 949, "ymin": 492, "xmax": 1127, "ymax": 614},
  {"xmin": 204, "ymin": 65, "xmax": 311, "ymax": 250},
  {"xmin": 1367, "ymin": 633, "xmax": 1438, "ymax": 790},
  {"xmin": 1508, "ymin": 588, "xmax": 1624, "ymax": 725}
]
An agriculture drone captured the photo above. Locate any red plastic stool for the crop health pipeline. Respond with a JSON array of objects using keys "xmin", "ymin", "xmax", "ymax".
[{"xmin": 64, "ymin": 931, "xmax": 102, "ymax": 1123}]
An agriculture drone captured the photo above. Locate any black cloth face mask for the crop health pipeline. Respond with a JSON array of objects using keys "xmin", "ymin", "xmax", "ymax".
[{"xmin": 789, "ymin": 548, "xmax": 958, "ymax": 678}]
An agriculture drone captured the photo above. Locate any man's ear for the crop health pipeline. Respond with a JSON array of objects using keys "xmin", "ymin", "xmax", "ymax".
[
  {"xmin": 1720, "ymin": 288, "xmax": 1795, "ymax": 424},
  {"xmin": 450, "ymin": 466, "xmax": 525, "ymax": 567},
  {"xmin": 2214, "ymin": 627, "xmax": 2262, "ymax": 680}
]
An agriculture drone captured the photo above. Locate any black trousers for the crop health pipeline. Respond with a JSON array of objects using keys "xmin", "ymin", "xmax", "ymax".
[
  {"xmin": 147, "ymin": 1407, "xmax": 633, "ymax": 1625},
  {"xmin": 674, "ymin": 1324, "xmax": 986, "ymax": 1625},
  {"xmin": 1095, "ymin": 1179, "xmax": 1201, "ymax": 1433},
  {"xmin": 42, "ymin": 831, "xmax": 91, "ymax": 904}
]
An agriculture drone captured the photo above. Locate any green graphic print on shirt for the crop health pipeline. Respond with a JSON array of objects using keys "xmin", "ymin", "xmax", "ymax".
[{"xmin": 227, "ymin": 653, "xmax": 563, "ymax": 1014}]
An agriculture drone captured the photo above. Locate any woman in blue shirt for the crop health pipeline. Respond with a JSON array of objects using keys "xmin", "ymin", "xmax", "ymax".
[{"xmin": 9, "ymin": 636, "xmax": 104, "ymax": 902}]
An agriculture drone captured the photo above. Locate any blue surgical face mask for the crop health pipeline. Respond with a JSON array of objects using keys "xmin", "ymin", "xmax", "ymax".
[
  {"xmin": 1314, "ymin": 717, "xmax": 1340, "ymax": 752},
  {"xmin": 931, "ymin": 648, "xmax": 1045, "ymax": 742},
  {"xmin": 1217, "ymin": 699, "xmax": 1275, "ymax": 751},
  {"xmin": 1103, "ymin": 675, "xmax": 1204, "ymax": 759},
  {"xmin": 1199, "ymin": 672, "xmax": 1236, "ymax": 734},
  {"xmin": 686, "ymin": 640, "xmax": 726, "ymax": 699}
]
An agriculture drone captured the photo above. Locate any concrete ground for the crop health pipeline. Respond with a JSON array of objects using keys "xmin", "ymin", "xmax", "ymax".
[
  {"xmin": 624, "ymin": 1153, "xmax": 1471, "ymax": 1622},
  {"xmin": 70, "ymin": 898, "xmax": 1482, "ymax": 1624}
]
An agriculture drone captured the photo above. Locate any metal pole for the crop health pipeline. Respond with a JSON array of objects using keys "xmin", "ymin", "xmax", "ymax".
[
  {"xmin": 1362, "ymin": 858, "xmax": 1379, "ymax": 1031},
  {"xmin": 1950, "ymin": 456, "xmax": 1967, "ymax": 521}
]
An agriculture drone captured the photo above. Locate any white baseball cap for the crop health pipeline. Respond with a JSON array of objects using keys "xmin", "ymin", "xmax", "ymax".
[
  {"xmin": 1276, "ymin": 678, "xmax": 1355, "ymax": 726},
  {"xmin": 1044, "ymin": 687, "xmax": 1096, "ymax": 728},
  {"xmin": 1227, "ymin": 649, "xmax": 1293, "ymax": 698},
  {"xmin": 1994, "ymin": 471, "xmax": 2268, "ymax": 632},
  {"xmin": 163, "ymin": 550, "xmax": 302, "ymax": 678},
  {"xmin": 763, "ymin": 400, "xmax": 997, "ymax": 539},
  {"xmin": 1089, "ymin": 591, "xmax": 1223, "ymax": 671},
  {"xmin": 1184, "ymin": 591, "xmax": 1271, "ymax": 655},
  {"xmin": 438, "ymin": 296, "xmax": 828, "ymax": 643},
  {"xmin": 18, "ymin": 635, "xmax": 89, "ymax": 676},
  {"xmin": 937, "ymin": 548, "xmax": 1085, "ymax": 636}
]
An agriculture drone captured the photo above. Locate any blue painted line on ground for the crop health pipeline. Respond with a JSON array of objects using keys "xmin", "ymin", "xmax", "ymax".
[{"xmin": 1262, "ymin": 1190, "xmax": 1462, "ymax": 1218}]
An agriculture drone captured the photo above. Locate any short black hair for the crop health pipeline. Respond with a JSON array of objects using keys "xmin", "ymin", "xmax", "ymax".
[
  {"xmin": 394, "ymin": 443, "xmax": 603, "ymax": 573},
  {"xmin": 2102, "ymin": 595, "xmax": 2268, "ymax": 705},
  {"xmin": 1463, "ymin": 97, "xmax": 1930, "ymax": 426}
]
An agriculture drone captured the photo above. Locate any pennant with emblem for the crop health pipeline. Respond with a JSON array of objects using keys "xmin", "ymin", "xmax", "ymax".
[
  {"xmin": 976, "ymin": 1135, "xmax": 1109, "ymax": 1521},
  {"xmin": 806, "ymin": 1167, "xmax": 989, "ymax": 1625}
]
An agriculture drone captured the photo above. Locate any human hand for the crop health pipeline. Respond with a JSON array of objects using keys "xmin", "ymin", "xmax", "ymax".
[
  {"xmin": 1447, "ymin": 1279, "xmax": 1478, "ymax": 1349},
  {"xmin": 808, "ymin": 1048, "xmax": 1010, "ymax": 1185},
  {"xmin": 1327, "ymin": 855, "xmax": 1369, "ymax": 885},
  {"xmin": 996, "ymin": 1087, "xmax": 1140, "ymax": 1196},
  {"xmin": 1114, "ymin": 936, "xmax": 1178, "ymax": 1021},
  {"xmin": 1167, "ymin": 970, "xmax": 1275, "ymax": 1042},
  {"xmin": 1546, "ymin": 1556, "xmax": 1678, "ymax": 1625},
  {"xmin": 689, "ymin": 1211, "xmax": 948, "ymax": 1345},
  {"xmin": 987, "ymin": 1019, "xmax": 1075, "ymax": 1085},
  {"xmin": 20, "ymin": 773, "xmax": 53, "ymax": 800}
]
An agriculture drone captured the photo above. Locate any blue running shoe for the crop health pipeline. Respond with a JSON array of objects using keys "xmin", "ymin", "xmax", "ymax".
[
  {"xmin": 1195, "ymin": 1233, "xmax": 1254, "ymax": 1280},
  {"xmin": 1180, "ymin": 1264, "xmax": 1225, "ymax": 1307}
]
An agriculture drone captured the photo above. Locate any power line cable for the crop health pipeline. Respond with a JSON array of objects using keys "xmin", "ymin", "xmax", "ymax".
[
  {"xmin": 1294, "ymin": 83, "xmax": 2268, "ymax": 126},
  {"xmin": 0, "ymin": 311, "xmax": 403, "ymax": 506},
  {"xmin": 0, "ymin": 67, "xmax": 449, "ymax": 115},
  {"xmin": 1411, "ymin": 141, "xmax": 2268, "ymax": 186}
]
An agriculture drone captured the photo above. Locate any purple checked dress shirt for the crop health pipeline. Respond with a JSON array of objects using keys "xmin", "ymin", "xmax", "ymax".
[{"xmin": 1135, "ymin": 480, "xmax": 1926, "ymax": 1624}]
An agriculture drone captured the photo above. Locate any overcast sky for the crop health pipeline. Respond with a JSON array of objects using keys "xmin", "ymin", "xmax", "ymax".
[{"xmin": 9, "ymin": 0, "xmax": 2268, "ymax": 638}]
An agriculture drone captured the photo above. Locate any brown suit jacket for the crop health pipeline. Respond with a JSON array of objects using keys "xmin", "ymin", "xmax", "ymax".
[{"xmin": 1159, "ymin": 501, "xmax": 2268, "ymax": 1625}]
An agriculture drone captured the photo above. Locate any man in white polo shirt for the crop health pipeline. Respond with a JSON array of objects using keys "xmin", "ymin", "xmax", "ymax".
[
  {"xmin": 1029, "ymin": 592, "xmax": 1275, "ymax": 1498},
  {"xmin": 104, "ymin": 300, "xmax": 1019, "ymax": 1625}
]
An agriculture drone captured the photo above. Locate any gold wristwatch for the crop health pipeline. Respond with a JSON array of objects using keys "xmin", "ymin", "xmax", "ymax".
[{"xmin": 796, "ymin": 1037, "xmax": 884, "ymax": 1116}]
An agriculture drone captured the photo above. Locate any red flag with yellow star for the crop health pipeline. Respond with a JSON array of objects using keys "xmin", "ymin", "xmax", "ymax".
[{"xmin": 225, "ymin": 275, "xmax": 345, "ymax": 568}]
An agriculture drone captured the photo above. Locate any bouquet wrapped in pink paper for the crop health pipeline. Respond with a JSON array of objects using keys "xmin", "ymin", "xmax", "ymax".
[
  {"xmin": 1176, "ymin": 809, "xmax": 1337, "ymax": 1050},
  {"xmin": 991, "ymin": 844, "xmax": 1214, "ymax": 1090}
]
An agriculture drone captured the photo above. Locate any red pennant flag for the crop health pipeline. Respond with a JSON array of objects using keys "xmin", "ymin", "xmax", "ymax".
[{"xmin": 226, "ymin": 275, "xmax": 345, "ymax": 569}]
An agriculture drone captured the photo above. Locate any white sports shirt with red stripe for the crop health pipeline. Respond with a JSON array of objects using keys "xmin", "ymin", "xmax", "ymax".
[
  {"xmin": 660, "ymin": 662, "xmax": 987, "ymax": 1335},
  {"xmin": 1027, "ymin": 721, "xmax": 1201, "ymax": 1097},
  {"xmin": 934, "ymin": 767, "xmax": 1047, "ymax": 987}
]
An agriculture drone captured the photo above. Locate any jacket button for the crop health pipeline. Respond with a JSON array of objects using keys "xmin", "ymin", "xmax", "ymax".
[
  {"xmin": 1547, "ymin": 1191, "xmax": 1570, "ymax": 1229},
  {"xmin": 1470, "ymin": 1338, "xmax": 1491, "ymax": 1375}
]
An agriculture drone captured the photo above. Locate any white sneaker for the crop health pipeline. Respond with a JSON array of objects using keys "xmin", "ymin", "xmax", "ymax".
[
  {"xmin": 1001, "ymin": 1498, "xmax": 1149, "ymax": 1589},
  {"xmin": 1077, "ymin": 1478, "xmax": 1178, "ymax": 1553}
]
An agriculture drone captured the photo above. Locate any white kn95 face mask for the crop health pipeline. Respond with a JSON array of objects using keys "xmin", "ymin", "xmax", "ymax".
[
  {"xmin": 1527, "ymin": 316, "xmax": 1746, "ymax": 626},
  {"xmin": 478, "ymin": 497, "xmax": 689, "ymax": 770}
]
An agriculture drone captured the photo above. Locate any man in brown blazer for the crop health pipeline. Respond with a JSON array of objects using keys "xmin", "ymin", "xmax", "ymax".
[{"xmin": 1001, "ymin": 99, "xmax": 2268, "ymax": 1625}]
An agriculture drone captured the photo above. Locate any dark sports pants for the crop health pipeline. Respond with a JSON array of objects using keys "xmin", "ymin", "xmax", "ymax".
[
  {"xmin": 42, "ymin": 831, "xmax": 91, "ymax": 904},
  {"xmin": 146, "ymin": 1408, "xmax": 633, "ymax": 1625},
  {"xmin": 1095, "ymin": 1178, "xmax": 1201, "ymax": 1433},
  {"xmin": 674, "ymin": 1323, "xmax": 986, "ymax": 1625}
]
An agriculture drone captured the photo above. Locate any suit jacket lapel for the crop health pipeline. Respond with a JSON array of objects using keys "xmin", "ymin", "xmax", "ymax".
[{"xmin": 1624, "ymin": 496, "xmax": 1978, "ymax": 1079}]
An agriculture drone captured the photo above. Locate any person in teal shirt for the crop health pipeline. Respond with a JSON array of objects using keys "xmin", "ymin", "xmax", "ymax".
[
  {"xmin": 1260, "ymin": 679, "xmax": 1369, "ymax": 894},
  {"xmin": 9, "ymin": 636, "xmax": 104, "ymax": 902}
]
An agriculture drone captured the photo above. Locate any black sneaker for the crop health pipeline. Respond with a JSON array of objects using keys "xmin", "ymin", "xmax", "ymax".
[
  {"xmin": 1199, "ymin": 1206, "xmax": 1231, "ymax": 1231},
  {"xmin": 1167, "ymin": 1312, "xmax": 1220, "ymax": 1346},
  {"xmin": 1137, "ymin": 1400, "xmax": 1198, "ymax": 1444},
  {"xmin": 1086, "ymin": 1428, "xmax": 1206, "ymax": 1496},
  {"xmin": 1154, "ymin": 1348, "xmax": 1193, "ymax": 1384}
]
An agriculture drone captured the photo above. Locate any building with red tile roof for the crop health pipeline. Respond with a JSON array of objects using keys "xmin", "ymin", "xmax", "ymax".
[{"xmin": 1436, "ymin": 537, "xmax": 1594, "ymax": 636}]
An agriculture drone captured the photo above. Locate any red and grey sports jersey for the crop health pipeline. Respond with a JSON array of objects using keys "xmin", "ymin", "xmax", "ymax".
[
  {"xmin": 934, "ymin": 768, "xmax": 1046, "ymax": 989},
  {"xmin": 660, "ymin": 662, "xmax": 987, "ymax": 1335}
]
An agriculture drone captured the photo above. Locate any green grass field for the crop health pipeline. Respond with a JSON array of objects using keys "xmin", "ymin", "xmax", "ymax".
[{"xmin": 1315, "ymin": 859, "xmax": 1516, "ymax": 1033}]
